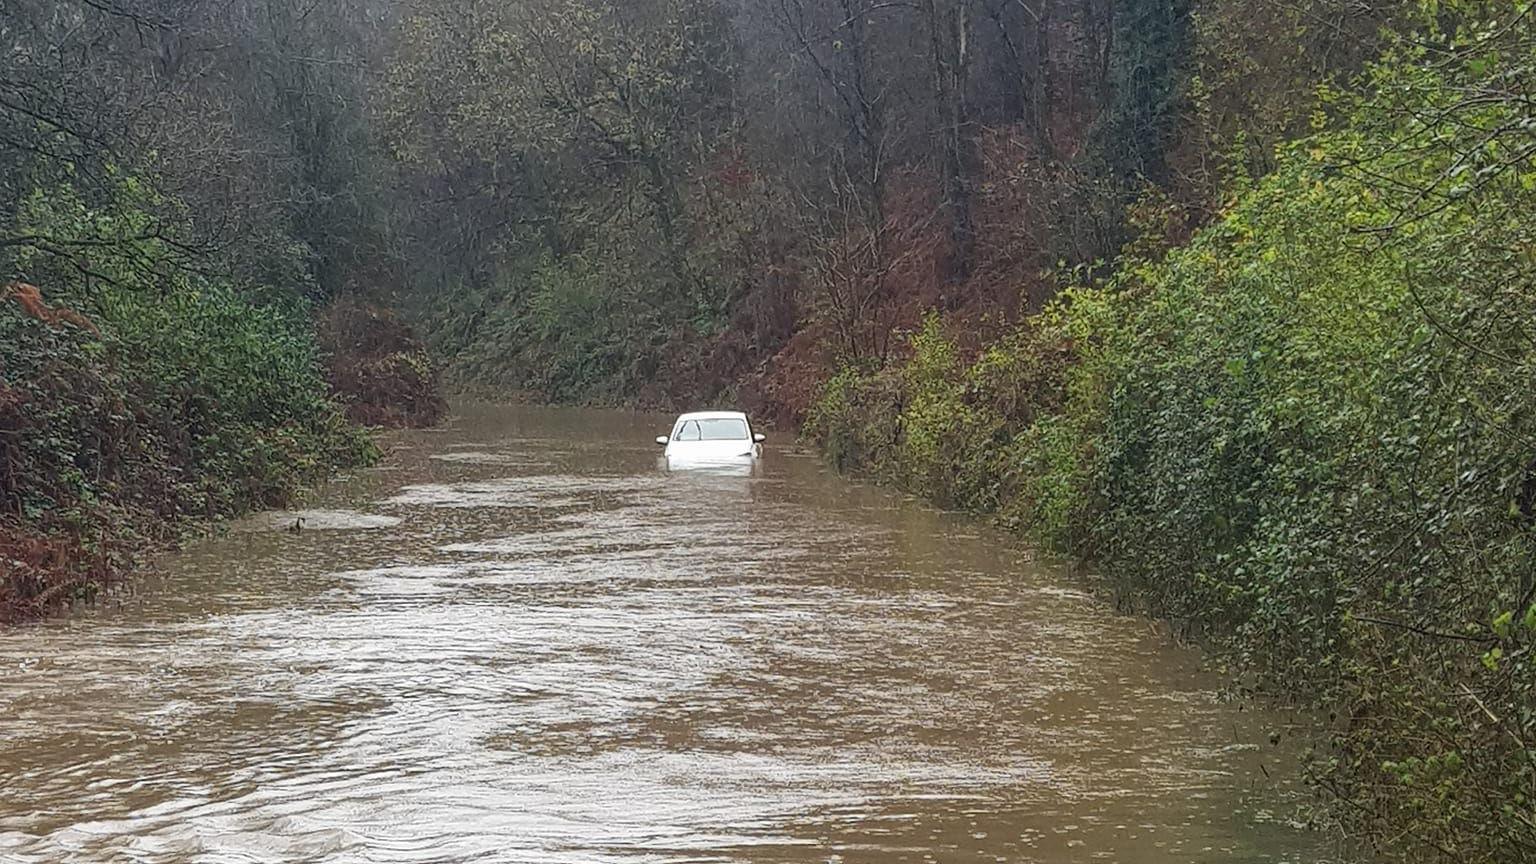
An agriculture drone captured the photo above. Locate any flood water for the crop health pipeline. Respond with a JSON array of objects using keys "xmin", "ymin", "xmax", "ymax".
[{"xmin": 0, "ymin": 404, "xmax": 1335, "ymax": 863}]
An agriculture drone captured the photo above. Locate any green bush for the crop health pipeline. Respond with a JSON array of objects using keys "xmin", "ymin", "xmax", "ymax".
[
  {"xmin": 806, "ymin": 12, "xmax": 1536, "ymax": 857},
  {"xmin": 2, "ymin": 173, "xmax": 376, "ymax": 614},
  {"xmin": 1078, "ymin": 127, "xmax": 1536, "ymax": 858},
  {"xmin": 804, "ymin": 365, "xmax": 904, "ymax": 476},
  {"xmin": 422, "ymin": 228, "xmax": 689, "ymax": 405}
]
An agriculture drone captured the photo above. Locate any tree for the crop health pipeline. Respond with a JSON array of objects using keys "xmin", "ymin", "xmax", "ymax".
[{"xmin": 924, "ymin": 0, "xmax": 978, "ymax": 282}]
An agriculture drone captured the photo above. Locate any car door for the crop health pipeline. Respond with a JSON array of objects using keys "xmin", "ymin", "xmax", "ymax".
[{"xmin": 668, "ymin": 419, "xmax": 702, "ymax": 456}]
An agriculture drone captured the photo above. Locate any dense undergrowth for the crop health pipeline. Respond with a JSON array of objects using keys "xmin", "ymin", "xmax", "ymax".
[
  {"xmin": 0, "ymin": 176, "xmax": 410, "ymax": 622},
  {"xmin": 806, "ymin": 21, "xmax": 1536, "ymax": 861},
  {"xmin": 319, "ymin": 299, "xmax": 447, "ymax": 429}
]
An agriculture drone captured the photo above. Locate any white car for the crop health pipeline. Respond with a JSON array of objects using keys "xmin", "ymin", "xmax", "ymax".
[{"xmin": 655, "ymin": 411, "xmax": 765, "ymax": 466}]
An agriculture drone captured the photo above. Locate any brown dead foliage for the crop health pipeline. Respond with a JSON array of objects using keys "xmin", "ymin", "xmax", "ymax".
[
  {"xmin": 0, "ymin": 524, "xmax": 128, "ymax": 623},
  {"xmin": 4, "ymin": 282, "xmax": 100, "ymax": 336},
  {"xmin": 318, "ymin": 299, "xmax": 447, "ymax": 429},
  {"xmin": 742, "ymin": 126, "xmax": 1053, "ymax": 428}
]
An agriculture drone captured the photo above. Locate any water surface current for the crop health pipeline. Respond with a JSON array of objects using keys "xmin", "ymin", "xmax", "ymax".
[{"xmin": 0, "ymin": 404, "xmax": 1332, "ymax": 863}]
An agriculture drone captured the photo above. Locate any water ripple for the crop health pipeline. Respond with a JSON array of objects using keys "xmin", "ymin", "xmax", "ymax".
[{"xmin": 0, "ymin": 405, "xmax": 1335, "ymax": 863}]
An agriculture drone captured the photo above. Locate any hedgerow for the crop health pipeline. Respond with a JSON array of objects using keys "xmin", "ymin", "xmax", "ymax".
[
  {"xmin": 806, "ymin": 8, "xmax": 1536, "ymax": 858},
  {"xmin": 1, "ymin": 173, "xmax": 377, "ymax": 618}
]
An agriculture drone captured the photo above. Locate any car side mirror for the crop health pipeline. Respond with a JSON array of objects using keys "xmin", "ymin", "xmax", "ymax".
[
  {"xmin": 656, "ymin": 436, "xmax": 670, "ymax": 446},
  {"xmin": 753, "ymin": 433, "xmax": 767, "ymax": 444}
]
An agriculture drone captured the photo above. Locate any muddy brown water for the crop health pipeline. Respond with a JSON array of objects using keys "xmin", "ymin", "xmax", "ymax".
[{"xmin": 0, "ymin": 404, "xmax": 1337, "ymax": 863}]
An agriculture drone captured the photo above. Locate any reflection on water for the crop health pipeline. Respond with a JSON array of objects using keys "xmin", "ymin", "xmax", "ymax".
[{"xmin": 0, "ymin": 403, "xmax": 1336, "ymax": 863}]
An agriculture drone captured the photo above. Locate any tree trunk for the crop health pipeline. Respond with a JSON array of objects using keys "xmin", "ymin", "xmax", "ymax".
[
  {"xmin": 926, "ymin": 0, "xmax": 976, "ymax": 284},
  {"xmin": 1033, "ymin": 0, "xmax": 1053, "ymax": 158}
]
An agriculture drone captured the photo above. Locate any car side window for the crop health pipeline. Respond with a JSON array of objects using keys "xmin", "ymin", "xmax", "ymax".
[{"xmin": 676, "ymin": 421, "xmax": 702, "ymax": 442}]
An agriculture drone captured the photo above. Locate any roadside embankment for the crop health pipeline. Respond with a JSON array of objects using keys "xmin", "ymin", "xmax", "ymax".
[
  {"xmin": 0, "ymin": 273, "xmax": 391, "ymax": 621},
  {"xmin": 0, "ymin": 185, "xmax": 441, "ymax": 621},
  {"xmin": 319, "ymin": 298, "xmax": 447, "ymax": 430},
  {"xmin": 804, "ymin": 77, "xmax": 1536, "ymax": 863}
]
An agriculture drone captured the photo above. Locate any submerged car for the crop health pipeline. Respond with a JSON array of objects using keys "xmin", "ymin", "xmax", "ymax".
[{"xmin": 655, "ymin": 411, "xmax": 765, "ymax": 466}]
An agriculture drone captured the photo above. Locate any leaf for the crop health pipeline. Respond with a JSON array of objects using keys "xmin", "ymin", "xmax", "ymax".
[
  {"xmin": 1493, "ymin": 610, "xmax": 1514, "ymax": 640},
  {"xmin": 1481, "ymin": 647, "xmax": 1503, "ymax": 672}
]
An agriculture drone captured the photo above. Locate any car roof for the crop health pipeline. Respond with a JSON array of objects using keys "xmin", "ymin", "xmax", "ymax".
[{"xmin": 674, "ymin": 411, "xmax": 749, "ymax": 422}]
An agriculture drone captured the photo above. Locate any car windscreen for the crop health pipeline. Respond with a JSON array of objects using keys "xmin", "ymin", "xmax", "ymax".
[{"xmin": 679, "ymin": 418, "xmax": 749, "ymax": 441}]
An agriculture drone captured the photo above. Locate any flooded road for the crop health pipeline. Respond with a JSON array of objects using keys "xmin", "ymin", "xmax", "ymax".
[{"xmin": 0, "ymin": 404, "xmax": 1333, "ymax": 863}]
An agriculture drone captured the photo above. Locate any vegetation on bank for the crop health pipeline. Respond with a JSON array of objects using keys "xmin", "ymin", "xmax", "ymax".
[
  {"xmin": 808, "ymin": 10, "xmax": 1536, "ymax": 859},
  {"xmin": 0, "ymin": 180, "xmax": 380, "ymax": 620},
  {"xmin": 0, "ymin": 186, "xmax": 443, "ymax": 621},
  {"xmin": 318, "ymin": 299, "xmax": 448, "ymax": 430},
  {"xmin": 0, "ymin": 4, "xmax": 444, "ymax": 621}
]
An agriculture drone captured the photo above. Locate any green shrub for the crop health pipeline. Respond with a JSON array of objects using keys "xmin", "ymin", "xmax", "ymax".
[
  {"xmin": 804, "ymin": 366, "xmax": 904, "ymax": 475},
  {"xmin": 807, "ymin": 10, "xmax": 1536, "ymax": 856},
  {"xmin": 893, "ymin": 315, "xmax": 981, "ymax": 507},
  {"xmin": 1076, "ymin": 127, "xmax": 1536, "ymax": 857},
  {"xmin": 2, "ymin": 172, "xmax": 376, "ymax": 615}
]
